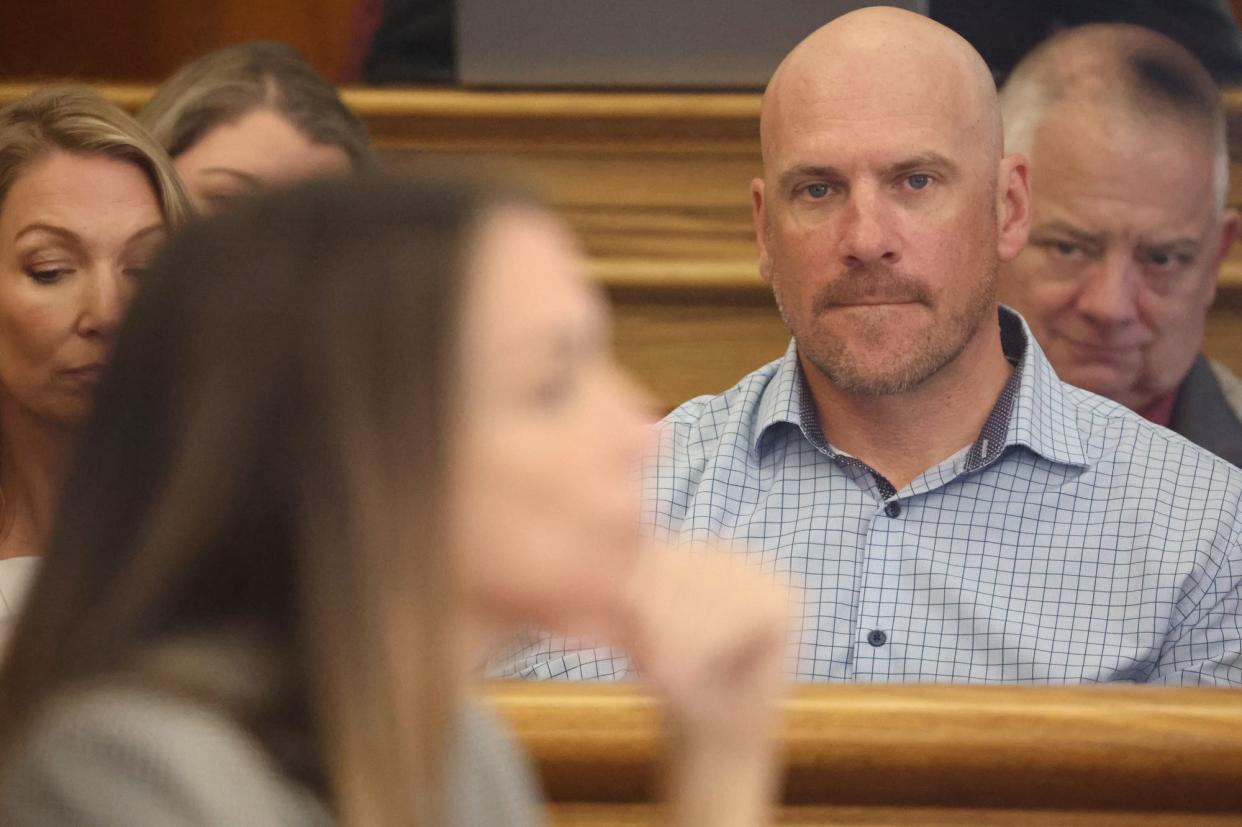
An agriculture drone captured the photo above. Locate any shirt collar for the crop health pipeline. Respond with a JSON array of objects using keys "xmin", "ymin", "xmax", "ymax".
[
  {"xmin": 752, "ymin": 306, "xmax": 1089, "ymax": 469},
  {"xmin": 752, "ymin": 339, "xmax": 808, "ymax": 451},
  {"xmin": 1001, "ymin": 307, "xmax": 1090, "ymax": 468}
]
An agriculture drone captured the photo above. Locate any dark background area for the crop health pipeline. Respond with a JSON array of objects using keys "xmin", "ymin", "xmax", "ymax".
[{"xmin": 4, "ymin": 0, "xmax": 1242, "ymax": 86}]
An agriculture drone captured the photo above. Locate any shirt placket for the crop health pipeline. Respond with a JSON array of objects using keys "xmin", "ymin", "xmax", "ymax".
[{"xmin": 835, "ymin": 464, "xmax": 902, "ymax": 680}]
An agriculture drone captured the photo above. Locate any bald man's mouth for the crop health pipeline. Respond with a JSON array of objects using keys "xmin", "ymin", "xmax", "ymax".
[
  {"xmin": 818, "ymin": 296, "xmax": 930, "ymax": 315},
  {"xmin": 827, "ymin": 299, "xmax": 924, "ymax": 307},
  {"xmin": 813, "ymin": 267, "xmax": 933, "ymax": 313}
]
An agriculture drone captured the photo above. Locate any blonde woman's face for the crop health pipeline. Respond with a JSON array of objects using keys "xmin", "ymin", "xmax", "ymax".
[
  {"xmin": 0, "ymin": 150, "xmax": 164, "ymax": 428},
  {"xmin": 451, "ymin": 207, "xmax": 652, "ymax": 640},
  {"xmin": 174, "ymin": 108, "xmax": 351, "ymax": 213}
]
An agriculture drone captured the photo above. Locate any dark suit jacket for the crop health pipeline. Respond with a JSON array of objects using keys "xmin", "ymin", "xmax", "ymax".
[{"xmin": 1171, "ymin": 355, "xmax": 1242, "ymax": 468}]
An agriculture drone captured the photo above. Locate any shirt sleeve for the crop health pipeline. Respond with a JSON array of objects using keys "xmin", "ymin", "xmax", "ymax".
[
  {"xmin": 1150, "ymin": 508, "xmax": 1242, "ymax": 687},
  {"xmin": 641, "ymin": 416, "xmax": 700, "ymax": 542},
  {"xmin": 488, "ymin": 630, "xmax": 633, "ymax": 681}
]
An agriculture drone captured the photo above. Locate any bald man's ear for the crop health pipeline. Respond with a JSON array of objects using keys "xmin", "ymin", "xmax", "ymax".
[
  {"xmin": 752, "ymin": 177, "xmax": 774, "ymax": 284},
  {"xmin": 996, "ymin": 153, "xmax": 1031, "ymax": 262}
]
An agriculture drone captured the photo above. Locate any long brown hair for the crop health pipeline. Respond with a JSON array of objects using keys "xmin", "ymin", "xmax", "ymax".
[
  {"xmin": 0, "ymin": 176, "xmax": 510, "ymax": 825},
  {"xmin": 139, "ymin": 41, "xmax": 373, "ymax": 170}
]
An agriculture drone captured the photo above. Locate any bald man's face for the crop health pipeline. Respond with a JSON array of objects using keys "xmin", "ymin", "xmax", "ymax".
[
  {"xmin": 999, "ymin": 106, "xmax": 1235, "ymax": 412},
  {"xmin": 753, "ymin": 63, "xmax": 1026, "ymax": 396}
]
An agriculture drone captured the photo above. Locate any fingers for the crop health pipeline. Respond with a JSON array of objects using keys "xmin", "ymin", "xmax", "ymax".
[{"xmin": 620, "ymin": 544, "xmax": 793, "ymax": 746}]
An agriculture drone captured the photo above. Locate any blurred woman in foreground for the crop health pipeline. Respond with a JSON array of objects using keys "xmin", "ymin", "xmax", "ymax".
[
  {"xmin": 139, "ymin": 41, "xmax": 373, "ymax": 212},
  {"xmin": 0, "ymin": 177, "xmax": 788, "ymax": 825},
  {"xmin": 0, "ymin": 86, "xmax": 190, "ymax": 635}
]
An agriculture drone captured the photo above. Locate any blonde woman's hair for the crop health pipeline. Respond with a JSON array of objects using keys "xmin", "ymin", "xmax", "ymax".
[
  {"xmin": 139, "ymin": 41, "xmax": 373, "ymax": 169},
  {"xmin": 0, "ymin": 84, "xmax": 193, "ymax": 228}
]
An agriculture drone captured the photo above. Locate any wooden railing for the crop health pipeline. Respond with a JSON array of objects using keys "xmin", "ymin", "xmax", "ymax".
[
  {"xmin": 486, "ymin": 681, "xmax": 1242, "ymax": 826},
  {"xmin": 2, "ymin": 83, "xmax": 1240, "ymax": 407}
]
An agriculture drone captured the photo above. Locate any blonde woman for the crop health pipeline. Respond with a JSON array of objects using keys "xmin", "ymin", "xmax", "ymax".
[
  {"xmin": 0, "ymin": 86, "xmax": 191, "ymax": 635},
  {"xmin": 139, "ymin": 41, "xmax": 374, "ymax": 212},
  {"xmin": 0, "ymin": 177, "xmax": 788, "ymax": 826}
]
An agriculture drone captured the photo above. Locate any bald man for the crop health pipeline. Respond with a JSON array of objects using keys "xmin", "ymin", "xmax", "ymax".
[
  {"xmin": 502, "ymin": 8, "xmax": 1242, "ymax": 686},
  {"xmin": 999, "ymin": 25, "xmax": 1242, "ymax": 467}
]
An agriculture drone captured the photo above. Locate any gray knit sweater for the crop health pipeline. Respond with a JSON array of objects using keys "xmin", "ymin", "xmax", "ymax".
[{"xmin": 0, "ymin": 684, "xmax": 542, "ymax": 826}]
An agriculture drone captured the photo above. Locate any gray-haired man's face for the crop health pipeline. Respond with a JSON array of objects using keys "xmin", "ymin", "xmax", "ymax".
[{"xmin": 999, "ymin": 103, "xmax": 1235, "ymax": 413}]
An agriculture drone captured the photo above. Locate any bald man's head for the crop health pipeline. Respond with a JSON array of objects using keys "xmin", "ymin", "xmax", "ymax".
[
  {"xmin": 760, "ymin": 7, "xmax": 1003, "ymax": 170},
  {"xmin": 750, "ymin": 7, "xmax": 1032, "ymax": 400}
]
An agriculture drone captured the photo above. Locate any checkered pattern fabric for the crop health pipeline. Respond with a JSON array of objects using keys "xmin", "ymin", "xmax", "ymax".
[{"xmin": 496, "ymin": 308, "xmax": 1242, "ymax": 685}]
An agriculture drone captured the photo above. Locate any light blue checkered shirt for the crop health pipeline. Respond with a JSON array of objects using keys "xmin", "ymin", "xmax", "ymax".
[{"xmin": 498, "ymin": 308, "xmax": 1242, "ymax": 685}]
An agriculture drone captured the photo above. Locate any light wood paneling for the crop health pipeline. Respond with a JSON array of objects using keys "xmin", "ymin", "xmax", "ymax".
[
  {"xmin": 486, "ymin": 681, "xmax": 1242, "ymax": 825},
  {"xmin": 609, "ymin": 284, "xmax": 785, "ymax": 405},
  {"xmin": 548, "ymin": 804, "xmax": 1242, "ymax": 826},
  {"xmin": 1, "ymin": 83, "xmax": 1239, "ymax": 407}
]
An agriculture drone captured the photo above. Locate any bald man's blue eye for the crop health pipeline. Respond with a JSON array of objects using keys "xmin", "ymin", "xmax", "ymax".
[
  {"xmin": 805, "ymin": 183, "xmax": 829, "ymax": 198},
  {"xmin": 908, "ymin": 174, "xmax": 931, "ymax": 190}
]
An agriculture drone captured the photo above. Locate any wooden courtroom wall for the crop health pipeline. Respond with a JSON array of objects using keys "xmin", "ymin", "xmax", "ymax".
[
  {"xmin": 0, "ymin": 0, "xmax": 358, "ymax": 82},
  {"xmin": 354, "ymin": 87, "xmax": 1242, "ymax": 410},
  {"xmin": 0, "ymin": 82, "xmax": 1241, "ymax": 410}
]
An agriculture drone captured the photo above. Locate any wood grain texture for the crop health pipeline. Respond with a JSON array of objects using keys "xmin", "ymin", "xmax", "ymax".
[
  {"xmin": 547, "ymin": 803, "xmax": 1242, "ymax": 826},
  {"xmin": 0, "ymin": 84, "xmax": 1239, "ymax": 406},
  {"xmin": 486, "ymin": 681, "xmax": 1242, "ymax": 825}
]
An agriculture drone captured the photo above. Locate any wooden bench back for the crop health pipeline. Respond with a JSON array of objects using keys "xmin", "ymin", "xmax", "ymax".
[
  {"xmin": 2, "ymin": 83, "xmax": 1238, "ymax": 408},
  {"xmin": 487, "ymin": 681, "xmax": 1242, "ymax": 825}
]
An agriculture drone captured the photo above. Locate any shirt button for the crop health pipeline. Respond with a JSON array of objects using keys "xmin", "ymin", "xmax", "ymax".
[
  {"xmin": 867, "ymin": 629, "xmax": 888, "ymax": 647},
  {"xmin": 884, "ymin": 501, "xmax": 902, "ymax": 518}
]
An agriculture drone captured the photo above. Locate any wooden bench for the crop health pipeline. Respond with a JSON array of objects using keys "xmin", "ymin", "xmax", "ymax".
[
  {"xmin": 346, "ymin": 86, "xmax": 1242, "ymax": 407},
  {"xmin": 2, "ymin": 83, "xmax": 1239, "ymax": 408},
  {"xmin": 487, "ymin": 681, "xmax": 1242, "ymax": 826}
]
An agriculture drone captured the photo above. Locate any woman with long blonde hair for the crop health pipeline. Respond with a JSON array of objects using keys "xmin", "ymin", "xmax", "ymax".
[{"xmin": 0, "ymin": 85, "xmax": 190, "ymax": 636}]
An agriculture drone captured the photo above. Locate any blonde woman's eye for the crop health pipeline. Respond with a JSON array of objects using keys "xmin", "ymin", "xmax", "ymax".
[
  {"xmin": 203, "ymin": 190, "xmax": 243, "ymax": 208},
  {"xmin": 26, "ymin": 267, "xmax": 68, "ymax": 285}
]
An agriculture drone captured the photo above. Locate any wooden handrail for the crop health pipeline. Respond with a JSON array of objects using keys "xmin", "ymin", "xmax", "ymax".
[
  {"xmin": 4, "ymin": 80, "xmax": 1238, "ymax": 121},
  {"xmin": 0, "ymin": 83, "xmax": 764, "ymax": 154},
  {"xmin": 0, "ymin": 82, "xmax": 762, "ymax": 120},
  {"xmin": 486, "ymin": 681, "xmax": 1242, "ymax": 816}
]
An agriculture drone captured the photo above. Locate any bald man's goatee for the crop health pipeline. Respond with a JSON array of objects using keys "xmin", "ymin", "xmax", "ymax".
[{"xmin": 774, "ymin": 268, "xmax": 999, "ymax": 397}]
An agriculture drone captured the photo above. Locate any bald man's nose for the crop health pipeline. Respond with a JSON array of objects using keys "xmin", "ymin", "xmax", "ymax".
[
  {"xmin": 1075, "ymin": 253, "xmax": 1140, "ymax": 328},
  {"xmin": 837, "ymin": 188, "xmax": 899, "ymax": 267}
]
